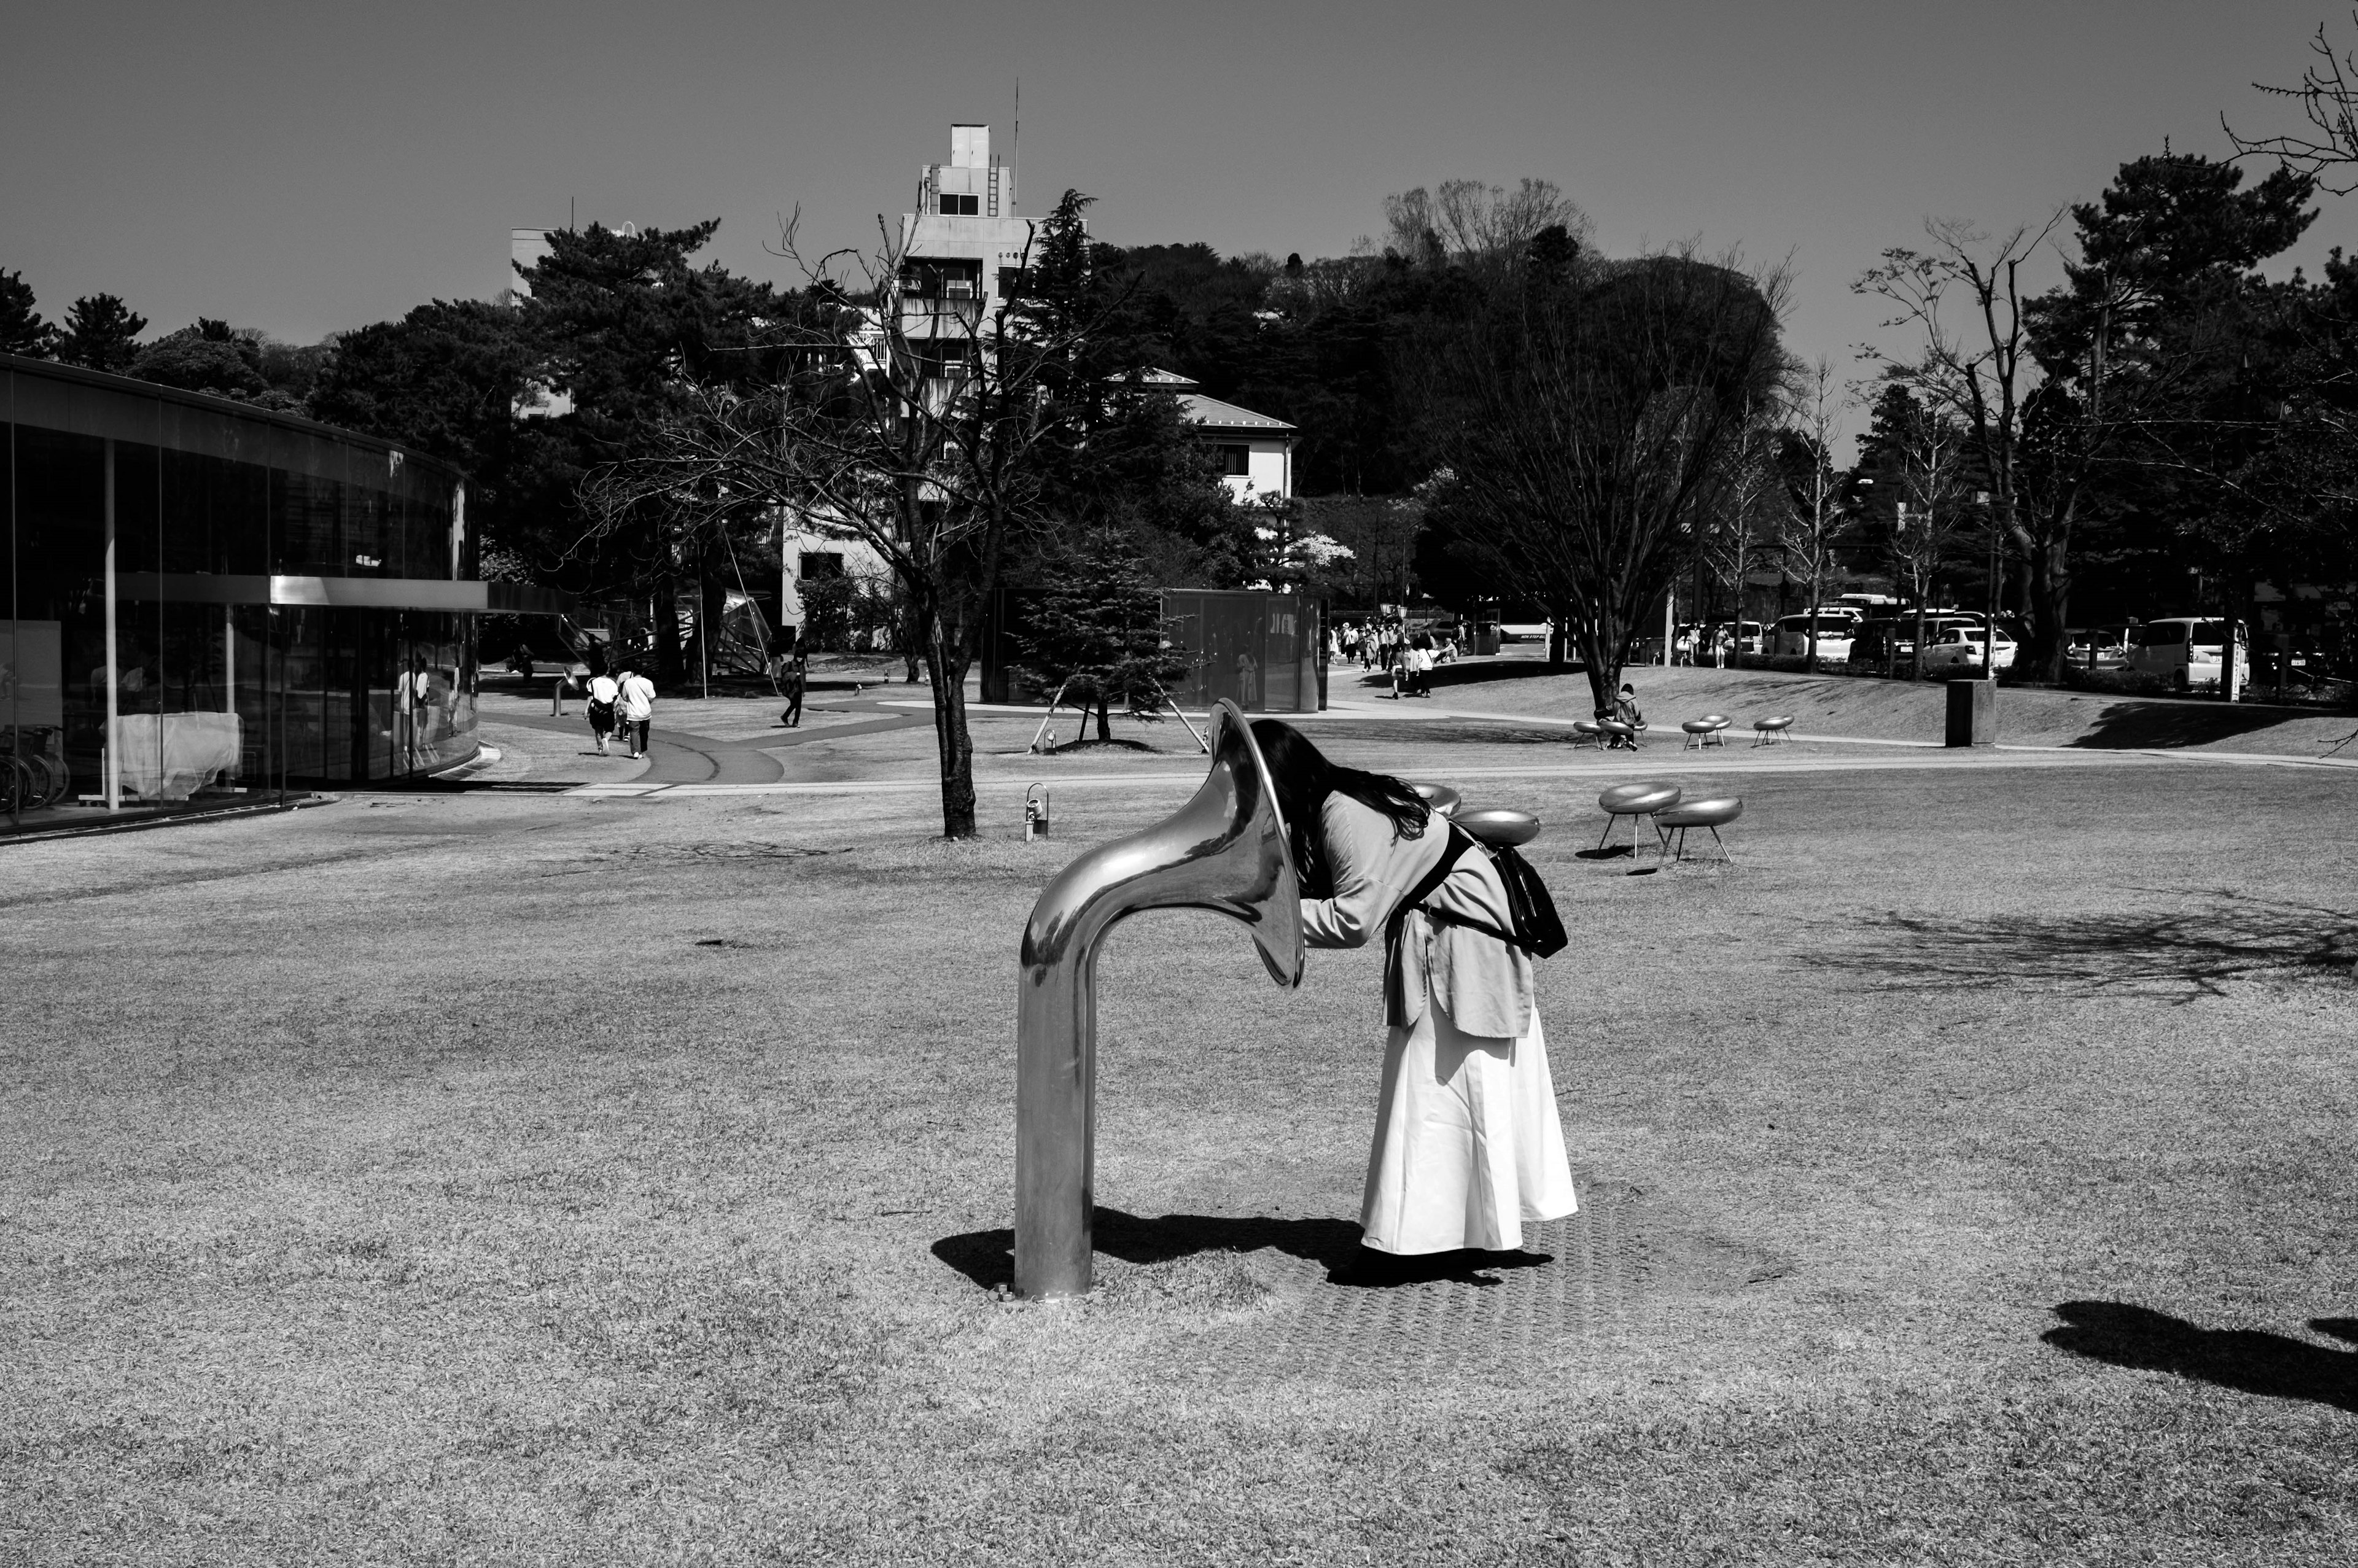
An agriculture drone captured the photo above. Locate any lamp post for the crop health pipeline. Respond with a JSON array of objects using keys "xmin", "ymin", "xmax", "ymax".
[{"xmin": 1978, "ymin": 489, "xmax": 1998, "ymax": 678}]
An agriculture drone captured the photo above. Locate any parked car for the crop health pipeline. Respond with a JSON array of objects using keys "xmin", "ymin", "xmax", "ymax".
[
  {"xmin": 1771, "ymin": 611, "xmax": 1859, "ymax": 661},
  {"xmin": 2125, "ymin": 618, "xmax": 2236, "ymax": 689},
  {"xmin": 1851, "ymin": 614, "xmax": 1982, "ymax": 669},
  {"xmin": 1921, "ymin": 624, "xmax": 2018, "ymax": 673},
  {"xmin": 2066, "ymin": 624, "xmax": 2132, "ymax": 670}
]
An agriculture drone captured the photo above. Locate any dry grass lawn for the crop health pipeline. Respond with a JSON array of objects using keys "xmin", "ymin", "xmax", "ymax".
[{"xmin": 2, "ymin": 739, "xmax": 2354, "ymax": 1565}]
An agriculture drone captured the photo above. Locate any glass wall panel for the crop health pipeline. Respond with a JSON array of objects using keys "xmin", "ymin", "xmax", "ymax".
[
  {"xmin": 14, "ymin": 427, "xmax": 107, "ymax": 802},
  {"xmin": 4, "ymin": 359, "xmax": 491, "ymax": 826}
]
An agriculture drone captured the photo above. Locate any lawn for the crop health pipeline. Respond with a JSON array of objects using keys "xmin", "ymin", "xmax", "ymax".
[{"xmin": 2, "ymin": 741, "xmax": 2354, "ymax": 1565}]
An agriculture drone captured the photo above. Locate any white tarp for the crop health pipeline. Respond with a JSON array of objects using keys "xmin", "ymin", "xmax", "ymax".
[{"xmin": 112, "ymin": 713, "xmax": 241, "ymax": 801}]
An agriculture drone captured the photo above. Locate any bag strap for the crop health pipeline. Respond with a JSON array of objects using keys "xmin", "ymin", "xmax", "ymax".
[
  {"xmin": 1382, "ymin": 823, "xmax": 1476, "ymax": 1022},
  {"xmin": 1423, "ymin": 906, "xmax": 1544, "ymax": 955}
]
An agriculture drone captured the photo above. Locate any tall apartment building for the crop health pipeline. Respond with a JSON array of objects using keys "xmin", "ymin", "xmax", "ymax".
[{"xmin": 896, "ymin": 124, "xmax": 1039, "ymax": 325}]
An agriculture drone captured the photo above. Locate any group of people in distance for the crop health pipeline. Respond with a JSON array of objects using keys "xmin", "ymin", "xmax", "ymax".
[{"xmin": 1333, "ymin": 619, "xmax": 1455, "ymax": 699}]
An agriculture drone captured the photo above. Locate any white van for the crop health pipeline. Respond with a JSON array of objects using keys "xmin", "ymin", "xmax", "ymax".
[
  {"xmin": 1771, "ymin": 611, "xmax": 1858, "ymax": 661},
  {"xmin": 2126, "ymin": 618, "xmax": 2233, "ymax": 689}
]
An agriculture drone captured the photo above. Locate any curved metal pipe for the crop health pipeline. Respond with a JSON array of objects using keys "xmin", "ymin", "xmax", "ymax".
[{"xmin": 1013, "ymin": 700, "xmax": 1302, "ymax": 1299}]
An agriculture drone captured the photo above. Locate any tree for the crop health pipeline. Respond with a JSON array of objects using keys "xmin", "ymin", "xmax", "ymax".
[
  {"xmin": 1773, "ymin": 360, "xmax": 1851, "ymax": 670},
  {"xmin": 1014, "ymin": 522, "xmax": 1185, "ymax": 742},
  {"xmin": 1697, "ymin": 411, "xmax": 1780, "ymax": 634},
  {"xmin": 309, "ymin": 297, "xmax": 573, "ymax": 580},
  {"xmin": 582, "ymin": 190, "xmax": 1112, "ymax": 837},
  {"xmin": 1382, "ymin": 178, "xmax": 1594, "ymax": 278},
  {"xmin": 2226, "ymin": 12, "xmax": 2358, "ymax": 193},
  {"xmin": 128, "ymin": 322, "xmax": 269, "ymax": 397},
  {"xmin": 1410, "ymin": 228, "xmax": 1790, "ymax": 713},
  {"xmin": 2032, "ymin": 152, "xmax": 2318, "ymax": 681},
  {"xmin": 1858, "ymin": 219, "xmax": 2060, "ymax": 675},
  {"xmin": 56, "ymin": 294, "xmax": 146, "ymax": 373},
  {"xmin": 2, "ymin": 269, "xmax": 56, "ymax": 358},
  {"xmin": 1855, "ymin": 382, "xmax": 1972, "ymax": 677},
  {"xmin": 518, "ymin": 220, "xmax": 784, "ymax": 685}
]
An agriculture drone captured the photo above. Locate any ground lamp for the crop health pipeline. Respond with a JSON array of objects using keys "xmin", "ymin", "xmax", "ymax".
[{"xmin": 1013, "ymin": 701, "xmax": 1303, "ymax": 1300}]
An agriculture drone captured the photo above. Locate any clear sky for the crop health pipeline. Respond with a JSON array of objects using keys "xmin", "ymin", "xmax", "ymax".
[{"xmin": 4, "ymin": 1, "xmax": 2351, "ymax": 451}]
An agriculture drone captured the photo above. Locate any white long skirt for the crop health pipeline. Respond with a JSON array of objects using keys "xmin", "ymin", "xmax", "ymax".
[{"xmin": 1359, "ymin": 990, "xmax": 1579, "ymax": 1255}]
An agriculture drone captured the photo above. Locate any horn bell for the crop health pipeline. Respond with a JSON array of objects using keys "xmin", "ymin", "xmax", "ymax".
[
  {"xmin": 1017, "ymin": 699, "xmax": 1303, "ymax": 990},
  {"xmin": 1013, "ymin": 699, "xmax": 1302, "ymax": 1300}
]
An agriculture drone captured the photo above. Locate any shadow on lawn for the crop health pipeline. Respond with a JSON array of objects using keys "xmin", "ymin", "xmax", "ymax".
[
  {"xmin": 931, "ymin": 1209, "xmax": 1552, "ymax": 1292},
  {"xmin": 2044, "ymin": 1302, "xmax": 2358, "ymax": 1414},
  {"xmin": 1810, "ymin": 891, "xmax": 2357, "ymax": 1004},
  {"xmin": 2067, "ymin": 698, "xmax": 2331, "ymax": 750}
]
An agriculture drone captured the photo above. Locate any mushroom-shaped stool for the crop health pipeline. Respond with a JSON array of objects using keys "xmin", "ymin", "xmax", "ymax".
[
  {"xmin": 1456, "ymin": 807, "xmax": 1540, "ymax": 848},
  {"xmin": 1751, "ymin": 715, "xmax": 1795, "ymax": 747},
  {"xmin": 1654, "ymin": 796, "xmax": 1743, "ymax": 864},
  {"xmin": 1570, "ymin": 718, "xmax": 1606, "ymax": 750},
  {"xmin": 1599, "ymin": 718, "xmax": 1640, "ymax": 751},
  {"xmin": 1409, "ymin": 782, "xmax": 1463, "ymax": 818},
  {"xmin": 1595, "ymin": 780, "xmax": 1682, "ymax": 853},
  {"xmin": 1681, "ymin": 718, "xmax": 1730, "ymax": 751}
]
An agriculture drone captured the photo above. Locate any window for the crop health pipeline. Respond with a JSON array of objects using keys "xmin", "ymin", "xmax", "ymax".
[
  {"xmin": 997, "ymin": 266, "xmax": 1033, "ymax": 299},
  {"xmin": 799, "ymin": 552, "xmax": 844, "ymax": 581},
  {"xmin": 939, "ymin": 193, "xmax": 979, "ymax": 216},
  {"xmin": 1217, "ymin": 444, "xmax": 1251, "ymax": 476}
]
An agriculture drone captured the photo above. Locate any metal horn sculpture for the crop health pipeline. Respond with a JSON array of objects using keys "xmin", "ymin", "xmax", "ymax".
[{"xmin": 1014, "ymin": 699, "xmax": 1303, "ymax": 1300}]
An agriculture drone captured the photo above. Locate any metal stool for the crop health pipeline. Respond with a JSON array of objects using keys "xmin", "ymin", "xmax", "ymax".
[
  {"xmin": 1680, "ymin": 716, "xmax": 1730, "ymax": 751},
  {"xmin": 1600, "ymin": 718, "xmax": 1640, "ymax": 750},
  {"xmin": 1654, "ymin": 796, "xmax": 1742, "ymax": 863},
  {"xmin": 1570, "ymin": 719, "xmax": 1606, "ymax": 750},
  {"xmin": 1751, "ymin": 715, "xmax": 1795, "ymax": 747},
  {"xmin": 1596, "ymin": 780, "xmax": 1682, "ymax": 853}
]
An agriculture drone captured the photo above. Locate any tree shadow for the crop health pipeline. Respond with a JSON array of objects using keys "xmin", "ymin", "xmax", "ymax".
[
  {"xmin": 1805, "ymin": 890, "xmax": 2357, "ymax": 1004},
  {"xmin": 930, "ymin": 1208, "xmax": 1553, "ymax": 1292},
  {"xmin": 2042, "ymin": 1301, "xmax": 2358, "ymax": 1413},
  {"xmin": 2068, "ymin": 698, "xmax": 2322, "ymax": 750}
]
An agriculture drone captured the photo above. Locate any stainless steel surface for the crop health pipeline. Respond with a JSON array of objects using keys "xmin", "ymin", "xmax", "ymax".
[
  {"xmin": 1597, "ymin": 781, "xmax": 1683, "ymax": 814},
  {"xmin": 1013, "ymin": 700, "xmax": 1303, "ymax": 1300},
  {"xmin": 1454, "ymin": 807, "xmax": 1541, "ymax": 847},
  {"xmin": 1409, "ymin": 781, "xmax": 1462, "ymax": 817}
]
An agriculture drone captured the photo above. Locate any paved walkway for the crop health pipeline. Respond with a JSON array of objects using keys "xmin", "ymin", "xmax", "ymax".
[{"xmin": 479, "ymin": 696, "xmax": 929, "ymax": 785}]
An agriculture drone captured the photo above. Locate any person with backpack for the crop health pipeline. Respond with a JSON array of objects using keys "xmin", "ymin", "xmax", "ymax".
[
  {"xmin": 615, "ymin": 663, "xmax": 656, "ymax": 759},
  {"xmin": 585, "ymin": 666, "xmax": 620, "ymax": 755},
  {"xmin": 1251, "ymin": 720, "xmax": 1576, "ymax": 1270}
]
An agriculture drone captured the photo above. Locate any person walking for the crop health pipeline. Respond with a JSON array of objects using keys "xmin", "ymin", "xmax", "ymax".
[
  {"xmin": 617, "ymin": 662, "xmax": 656, "ymax": 759},
  {"xmin": 1251, "ymin": 720, "xmax": 1577, "ymax": 1268},
  {"xmin": 780, "ymin": 651, "xmax": 807, "ymax": 728},
  {"xmin": 585, "ymin": 666, "xmax": 620, "ymax": 755}
]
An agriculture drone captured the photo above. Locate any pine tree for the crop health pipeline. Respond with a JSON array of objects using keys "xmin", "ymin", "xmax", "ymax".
[
  {"xmin": 57, "ymin": 293, "xmax": 147, "ymax": 373},
  {"xmin": 1, "ymin": 268, "xmax": 55, "ymax": 358},
  {"xmin": 1016, "ymin": 522, "xmax": 1185, "ymax": 742}
]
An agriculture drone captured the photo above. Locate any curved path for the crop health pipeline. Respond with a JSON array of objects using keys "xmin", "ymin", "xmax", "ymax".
[{"xmin": 481, "ymin": 696, "xmax": 928, "ymax": 786}]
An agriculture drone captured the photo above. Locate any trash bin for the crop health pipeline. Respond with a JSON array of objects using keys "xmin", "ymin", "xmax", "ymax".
[{"xmin": 1945, "ymin": 678, "xmax": 1996, "ymax": 748}]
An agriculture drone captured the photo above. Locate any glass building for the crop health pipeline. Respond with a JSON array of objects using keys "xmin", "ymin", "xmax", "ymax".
[{"xmin": 2, "ymin": 354, "xmax": 569, "ymax": 836}]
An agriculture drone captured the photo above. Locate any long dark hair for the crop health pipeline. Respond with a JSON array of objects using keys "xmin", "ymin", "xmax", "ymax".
[{"xmin": 1251, "ymin": 719, "xmax": 1430, "ymax": 898}]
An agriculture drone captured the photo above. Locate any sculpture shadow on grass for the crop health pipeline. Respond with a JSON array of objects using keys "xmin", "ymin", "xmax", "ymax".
[
  {"xmin": 1807, "ymin": 891, "xmax": 2357, "ymax": 1005},
  {"xmin": 931, "ymin": 1208, "xmax": 1553, "ymax": 1293},
  {"xmin": 2043, "ymin": 1302, "xmax": 2358, "ymax": 1415}
]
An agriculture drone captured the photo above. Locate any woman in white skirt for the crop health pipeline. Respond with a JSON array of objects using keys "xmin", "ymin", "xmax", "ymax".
[{"xmin": 1253, "ymin": 721, "xmax": 1578, "ymax": 1266}]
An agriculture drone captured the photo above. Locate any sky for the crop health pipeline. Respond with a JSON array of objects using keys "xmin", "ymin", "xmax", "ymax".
[{"xmin": 4, "ymin": 1, "xmax": 2353, "ymax": 456}]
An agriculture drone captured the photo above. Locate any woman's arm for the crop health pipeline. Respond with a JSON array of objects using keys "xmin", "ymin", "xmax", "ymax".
[{"xmin": 1299, "ymin": 797, "xmax": 1413, "ymax": 950}]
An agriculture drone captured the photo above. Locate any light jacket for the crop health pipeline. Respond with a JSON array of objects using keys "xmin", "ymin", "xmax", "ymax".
[
  {"xmin": 1299, "ymin": 793, "xmax": 1534, "ymax": 1039},
  {"xmin": 618, "ymin": 675, "xmax": 655, "ymax": 720}
]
